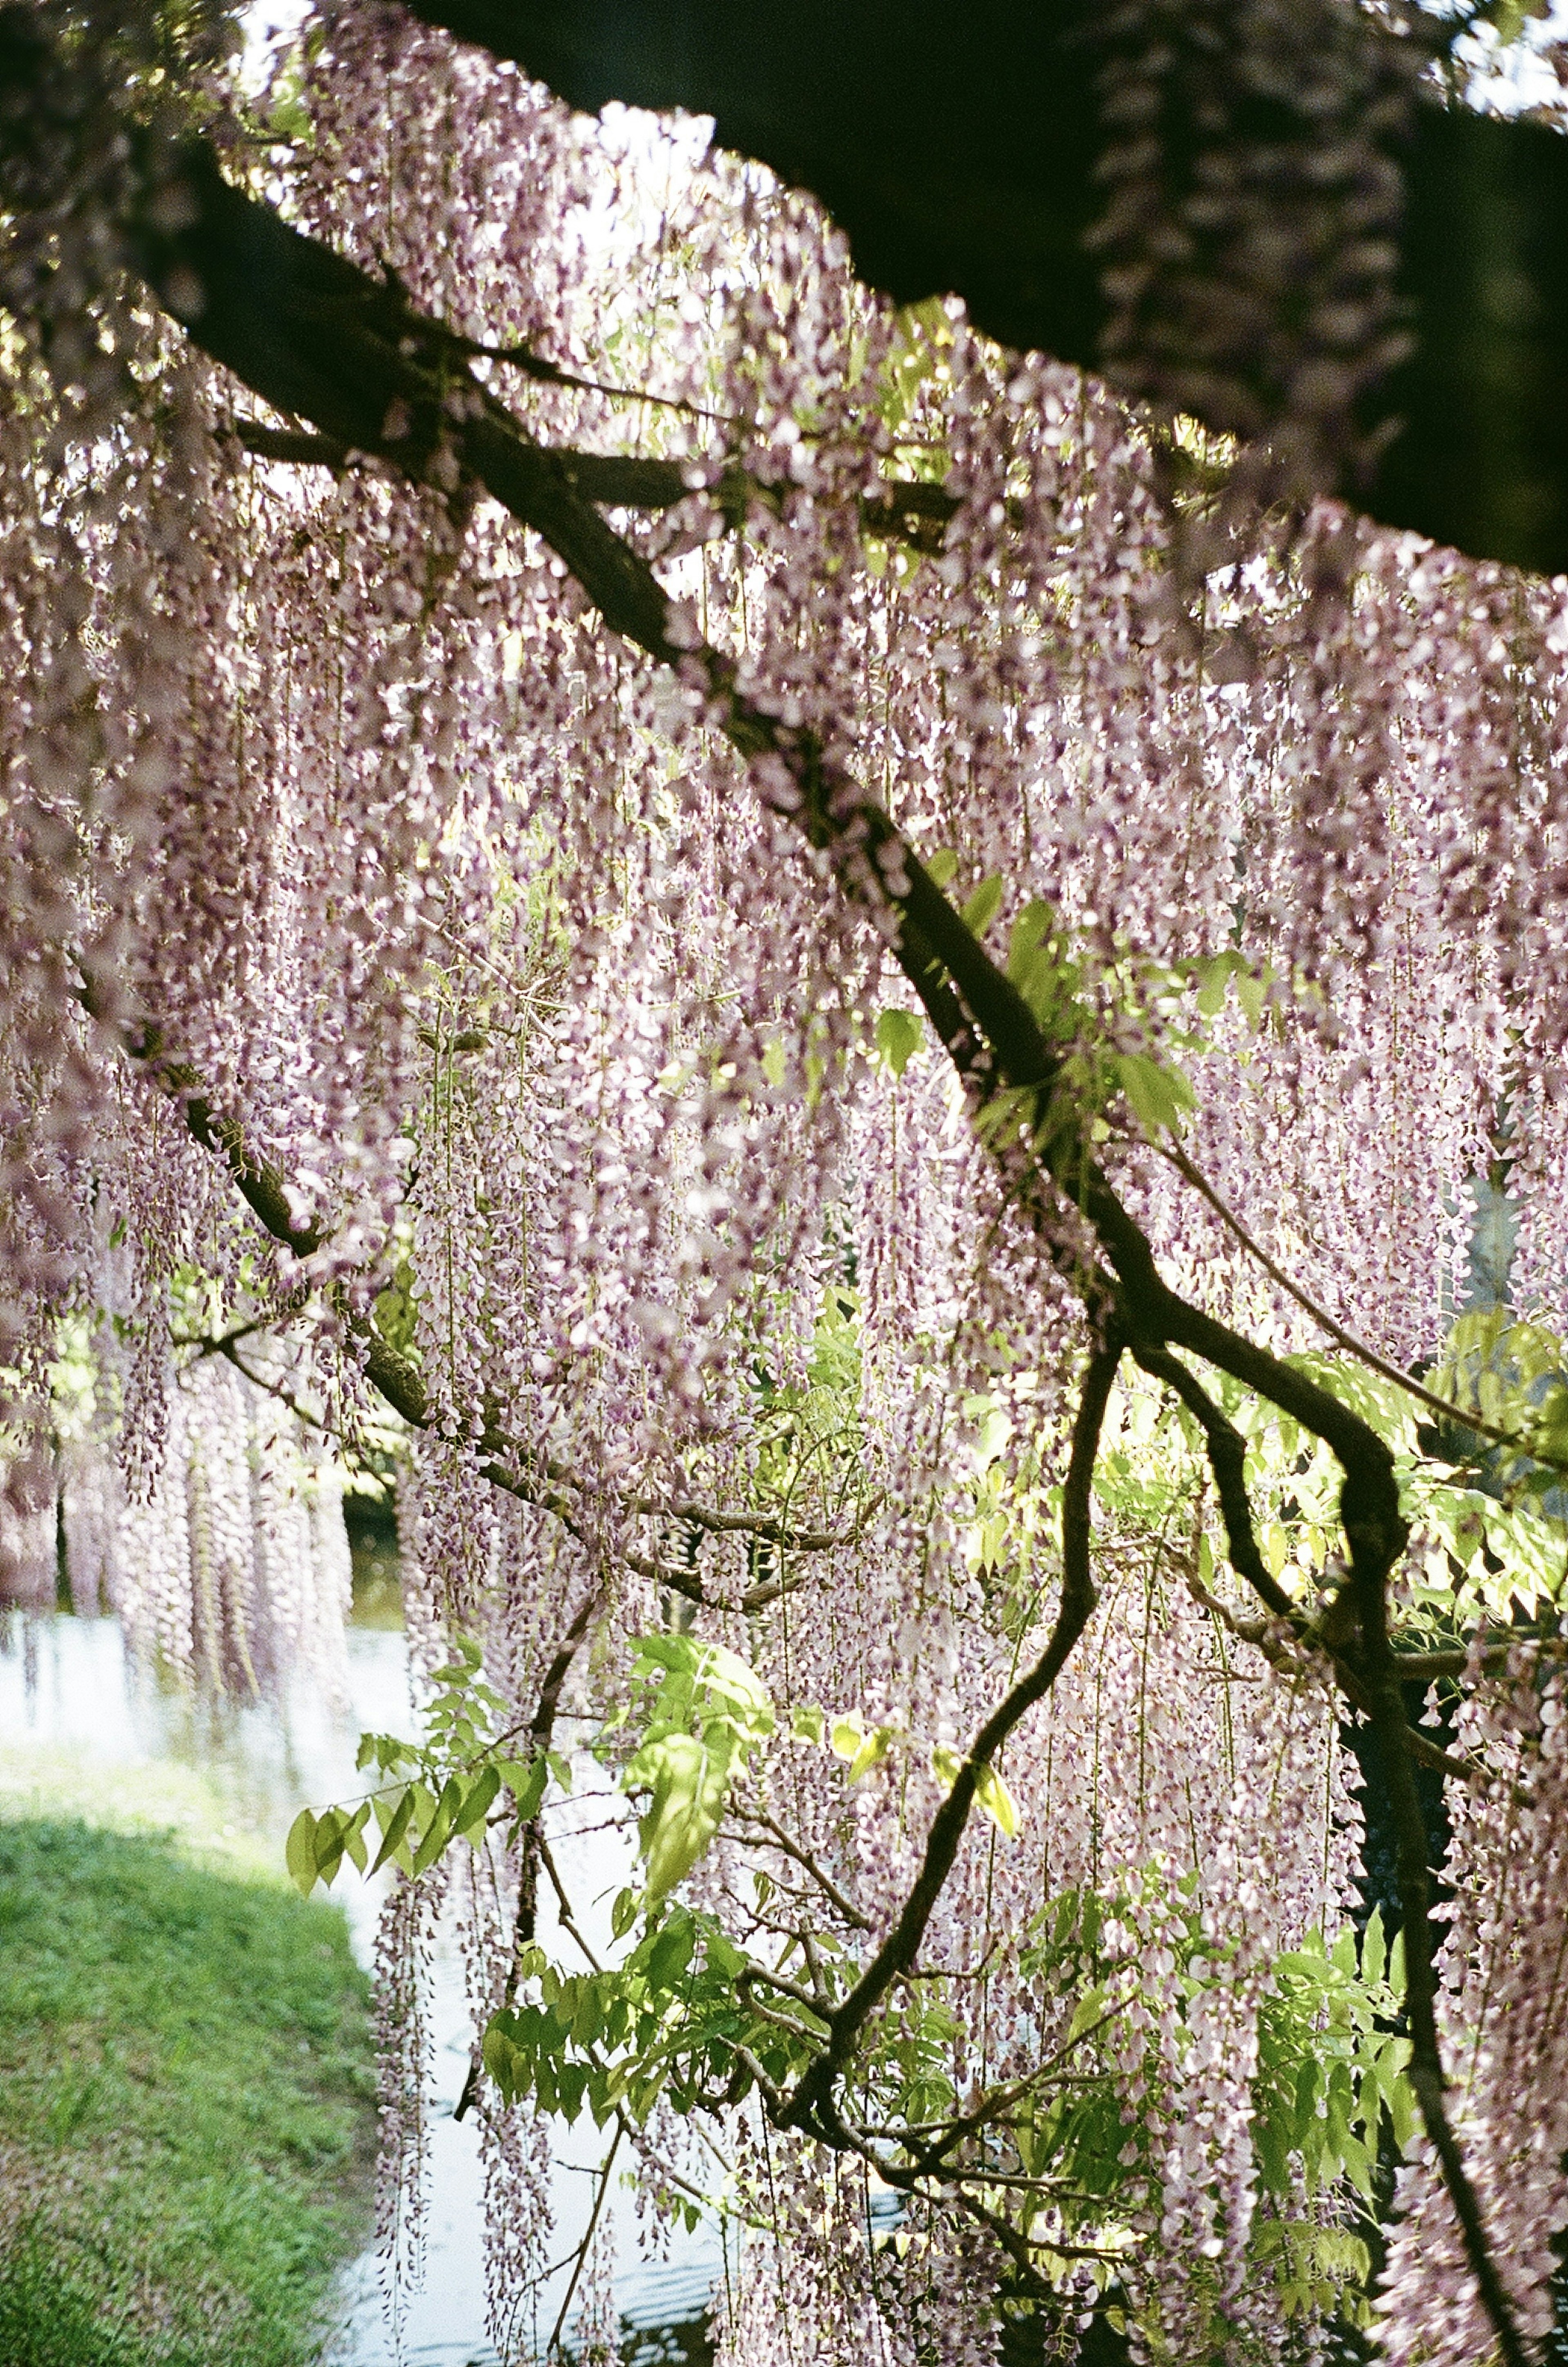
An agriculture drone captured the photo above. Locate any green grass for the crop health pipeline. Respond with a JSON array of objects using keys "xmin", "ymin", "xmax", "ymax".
[{"xmin": 0, "ymin": 1817, "xmax": 376, "ymax": 2367}]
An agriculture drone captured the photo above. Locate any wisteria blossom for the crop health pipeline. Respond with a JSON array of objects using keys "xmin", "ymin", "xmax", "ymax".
[{"xmin": 2, "ymin": 5, "xmax": 1568, "ymax": 2362}]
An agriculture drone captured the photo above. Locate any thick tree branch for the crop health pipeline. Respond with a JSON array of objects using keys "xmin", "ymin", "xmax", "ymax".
[
  {"xmin": 396, "ymin": 0, "xmax": 1568, "ymax": 579},
  {"xmin": 220, "ymin": 419, "xmax": 960, "ymax": 552},
  {"xmin": 1130, "ymin": 1342, "xmax": 1295, "ymax": 1624}
]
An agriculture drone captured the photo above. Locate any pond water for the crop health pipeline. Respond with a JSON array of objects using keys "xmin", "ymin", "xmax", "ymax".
[{"xmin": 0, "ymin": 1594, "xmax": 720, "ymax": 2366}]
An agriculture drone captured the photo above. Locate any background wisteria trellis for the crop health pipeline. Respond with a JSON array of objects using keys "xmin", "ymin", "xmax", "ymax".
[{"xmin": 4, "ymin": 3, "xmax": 1568, "ymax": 2361}]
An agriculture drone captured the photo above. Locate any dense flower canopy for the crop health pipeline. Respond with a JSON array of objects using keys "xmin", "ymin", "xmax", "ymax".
[{"xmin": 3, "ymin": 6, "xmax": 1568, "ymax": 2363}]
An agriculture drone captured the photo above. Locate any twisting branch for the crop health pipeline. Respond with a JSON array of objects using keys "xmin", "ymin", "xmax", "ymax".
[
  {"xmin": 1143, "ymin": 1346, "xmax": 1488, "ymax": 1783},
  {"xmin": 626, "ymin": 1491, "xmax": 884, "ymax": 1553},
  {"xmin": 537, "ymin": 1830, "xmax": 604, "ymax": 1972},
  {"xmin": 777, "ymin": 1337, "xmax": 1120, "ymax": 2140},
  {"xmin": 1353, "ymin": 1557, "xmax": 1532, "ymax": 2367},
  {"xmin": 453, "ymin": 1579, "xmax": 599, "ymax": 2122},
  {"xmin": 1129, "ymin": 1342, "xmax": 1294, "ymax": 1623},
  {"xmin": 91, "ymin": 976, "xmax": 860, "ymax": 1616},
  {"xmin": 1182, "ymin": 1565, "xmax": 1481, "ymax": 1785}
]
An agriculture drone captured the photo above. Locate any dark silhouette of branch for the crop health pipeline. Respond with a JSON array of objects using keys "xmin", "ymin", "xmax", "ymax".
[
  {"xmin": 1130, "ymin": 1342, "xmax": 1294, "ymax": 1621},
  {"xmin": 777, "ymin": 1336, "xmax": 1120, "ymax": 2140},
  {"xmin": 1353, "ymin": 1549, "xmax": 1532, "ymax": 2367},
  {"xmin": 453, "ymin": 1577, "xmax": 600, "ymax": 2121},
  {"xmin": 545, "ymin": 2121, "xmax": 621, "ymax": 2356},
  {"xmin": 220, "ymin": 419, "xmax": 959, "ymax": 552}
]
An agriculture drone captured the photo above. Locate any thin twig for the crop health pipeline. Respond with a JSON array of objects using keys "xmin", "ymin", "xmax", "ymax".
[
  {"xmin": 1160, "ymin": 1138, "xmax": 1527, "ymax": 1454},
  {"xmin": 537, "ymin": 1829, "xmax": 604, "ymax": 1972},
  {"xmin": 734, "ymin": 1812, "xmax": 870, "ymax": 1930},
  {"xmin": 546, "ymin": 2122, "xmax": 622, "ymax": 2358}
]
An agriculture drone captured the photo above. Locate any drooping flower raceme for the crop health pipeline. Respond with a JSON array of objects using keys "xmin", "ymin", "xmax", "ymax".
[{"xmin": 3, "ymin": 7, "xmax": 1568, "ymax": 2360}]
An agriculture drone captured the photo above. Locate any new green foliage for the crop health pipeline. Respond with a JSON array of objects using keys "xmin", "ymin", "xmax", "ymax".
[
  {"xmin": 286, "ymin": 1630, "xmax": 556, "ymax": 1899},
  {"xmin": 622, "ymin": 1632, "xmax": 775, "ymax": 1905}
]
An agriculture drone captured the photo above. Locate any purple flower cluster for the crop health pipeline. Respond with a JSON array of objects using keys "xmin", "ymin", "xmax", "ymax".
[{"xmin": 3, "ymin": 6, "xmax": 1567, "ymax": 2357}]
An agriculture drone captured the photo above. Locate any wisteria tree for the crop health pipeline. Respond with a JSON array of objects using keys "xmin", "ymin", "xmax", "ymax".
[{"xmin": 4, "ymin": 4, "xmax": 1568, "ymax": 2362}]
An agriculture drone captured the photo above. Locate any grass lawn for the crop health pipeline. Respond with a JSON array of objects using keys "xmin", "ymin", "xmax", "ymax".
[{"xmin": 0, "ymin": 1816, "xmax": 376, "ymax": 2367}]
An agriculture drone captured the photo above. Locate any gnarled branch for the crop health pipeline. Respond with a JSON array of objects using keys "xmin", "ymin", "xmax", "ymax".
[{"xmin": 777, "ymin": 1335, "xmax": 1119, "ymax": 2140}]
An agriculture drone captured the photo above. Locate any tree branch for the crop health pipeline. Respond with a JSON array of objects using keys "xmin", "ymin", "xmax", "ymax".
[
  {"xmin": 1160, "ymin": 1138, "xmax": 1529, "ymax": 1456},
  {"xmin": 545, "ymin": 2121, "xmax": 621, "ymax": 2358},
  {"xmin": 219, "ymin": 419, "xmax": 959, "ymax": 552},
  {"xmin": 454, "ymin": 1579, "xmax": 599, "ymax": 2121},
  {"xmin": 1353, "ymin": 1551, "xmax": 1532, "ymax": 2367},
  {"xmin": 1130, "ymin": 1342, "xmax": 1295, "ymax": 1623},
  {"xmin": 777, "ymin": 1337, "xmax": 1118, "ymax": 2140}
]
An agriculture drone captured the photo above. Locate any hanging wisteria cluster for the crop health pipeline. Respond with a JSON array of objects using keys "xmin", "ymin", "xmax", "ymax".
[{"xmin": 4, "ymin": 2, "xmax": 1568, "ymax": 2360}]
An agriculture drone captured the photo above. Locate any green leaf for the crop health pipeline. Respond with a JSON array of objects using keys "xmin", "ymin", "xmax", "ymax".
[
  {"xmin": 1004, "ymin": 900, "xmax": 1077, "ymax": 1030},
  {"xmin": 342, "ymin": 1801, "xmax": 371, "ymax": 1874},
  {"xmin": 374, "ymin": 1259, "xmax": 420, "ymax": 1359},
  {"xmin": 626, "ymin": 1731, "xmax": 729, "ymax": 1903},
  {"xmin": 286, "ymin": 1808, "xmax": 319, "ymax": 1897},
  {"xmin": 498, "ymin": 1757, "xmax": 547, "ymax": 1821},
  {"xmin": 791, "ymin": 1704, "xmax": 826, "ymax": 1745},
  {"xmin": 410, "ymin": 1802, "xmax": 453, "ymax": 1879},
  {"xmin": 704, "ymin": 1927, "xmax": 748, "ymax": 1981},
  {"xmin": 557, "ymin": 2062, "xmax": 590, "ymax": 2124},
  {"xmin": 370, "ymin": 1787, "xmax": 414, "ymax": 1875},
  {"xmin": 1235, "ymin": 965, "xmax": 1272, "ymax": 1030},
  {"xmin": 1066, "ymin": 1986, "xmax": 1107, "ymax": 2046},
  {"xmin": 456, "ymin": 1764, "xmax": 501, "ymax": 1842},
  {"xmin": 646, "ymin": 1915, "xmax": 697, "ymax": 1993},
  {"xmin": 312, "ymin": 1808, "xmax": 346, "ymax": 1886},
  {"xmin": 482, "ymin": 2014, "xmax": 527, "ymax": 2104},
  {"xmin": 959, "ymin": 876, "xmax": 1004, "ymax": 937},
  {"xmin": 611, "ymin": 1887, "xmax": 640, "ymax": 1941},
  {"xmin": 925, "ymin": 848, "xmax": 959, "ymax": 889},
  {"xmin": 975, "ymin": 1762, "xmax": 1021, "ymax": 1840},
  {"xmin": 876, "ymin": 1006, "xmax": 924, "ymax": 1079},
  {"xmin": 846, "ymin": 1725, "xmax": 893, "ymax": 1783},
  {"xmin": 633, "ymin": 1633, "xmax": 774, "ymax": 1737},
  {"xmin": 1361, "ymin": 1907, "xmax": 1386, "ymax": 1988},
  {"xmin": 1339, "ymin": 2130, "xmax": 1374, "ymax": 2198},
  {"xmin": 1194, "ymin": 951, "xmax": 1241, "ymax": 1019},
  {"xmin": 1114, "ymin": 1049, "xmax": 1194, "ymax": 1139}
]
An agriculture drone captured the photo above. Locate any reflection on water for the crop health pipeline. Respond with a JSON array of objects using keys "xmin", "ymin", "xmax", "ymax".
[{"xmin": 0, "ymin": 1598, "xmax": 717, "ymax": 2364}]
